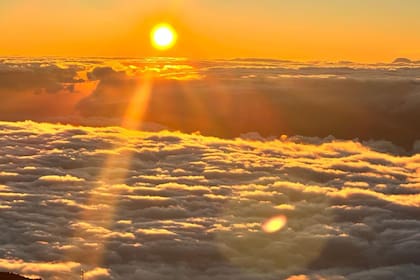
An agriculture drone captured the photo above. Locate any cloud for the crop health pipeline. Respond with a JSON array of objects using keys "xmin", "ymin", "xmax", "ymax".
[
  {"xmin": 392, "ymin": 57, "xmax": 420, "ymax": 64},
  {"xmin": 0, "ymin": 120, "xmax": 419, "ymax": 279},
  {"xmin": 83, "ymin": 268, "xmax": 111, "ymax": 280},
  {"xmin": 38, "ymin": 174, "xmax": 85, "ymax": 183},
  {"xmin": 76, "ymin": 59, "xmax": 420, "ymax": 150},
  {"xmin": 0, "ymin": 59, "xmax": 89, "ymax": 122},
  {"xmin": 0, "ymin": 60, "xmax": 83, "ymax": 93},
  {"xmin": 1, "ymin": 58, "xmax": 420, "ymax": 149},
  {"xmin": 0, "ymin": 259, "xmax": 80, "ymax": 280}
]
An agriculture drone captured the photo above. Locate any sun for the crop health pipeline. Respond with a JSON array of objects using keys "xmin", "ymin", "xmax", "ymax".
[{"xmin": 151, "ymin": 23, "xmax": 177, "ymax": 51}]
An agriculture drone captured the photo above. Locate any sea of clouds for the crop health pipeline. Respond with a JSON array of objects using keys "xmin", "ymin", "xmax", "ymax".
[
  {"xmin": 0, "ymin": 57, "xmax": 420, "ymax": 149},
  {"xmin": 0, "ymin": 121, "xmax": 419, "ymax": 279}
]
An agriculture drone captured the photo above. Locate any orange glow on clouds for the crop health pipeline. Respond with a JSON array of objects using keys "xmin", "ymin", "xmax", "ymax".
[{"xmin": 261, "ymin": 215, "xmax": 287, "ymax": 233}]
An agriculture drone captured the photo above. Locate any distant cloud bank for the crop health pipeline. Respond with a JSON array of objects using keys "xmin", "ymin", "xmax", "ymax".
[
  {"xmin": 0, "ymin": 121, "xmax": 419, "ymax": 279},
  {"xmin": 0, "ymin": 57, "xmax": 420, "ymax": 149}
]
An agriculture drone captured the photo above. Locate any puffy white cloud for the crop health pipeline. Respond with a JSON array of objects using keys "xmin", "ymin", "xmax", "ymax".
[{"xmin": 0, "ymin": 121, "xmax": 419, "ymax": 279}]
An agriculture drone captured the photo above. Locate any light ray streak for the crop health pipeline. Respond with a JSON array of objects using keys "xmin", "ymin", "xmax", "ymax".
[{"xmin": 67, "ymin": 74, "xmax": 153, "ymax": 268}]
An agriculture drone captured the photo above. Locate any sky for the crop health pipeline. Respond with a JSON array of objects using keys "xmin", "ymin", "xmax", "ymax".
[{"xmin": 1, "ymin": 0, "xmax": 420, "ymax": 61}]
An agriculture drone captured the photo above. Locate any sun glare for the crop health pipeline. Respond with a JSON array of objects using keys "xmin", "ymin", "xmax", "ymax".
[{"xmin": 151, "ymin": 23, "xmax": 177, "ymax": 50}]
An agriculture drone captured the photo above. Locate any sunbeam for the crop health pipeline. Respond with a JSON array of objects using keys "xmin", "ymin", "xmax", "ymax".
[{"xmin": 68, "ymin": 74, "xmax": 154, "ymax": 270}]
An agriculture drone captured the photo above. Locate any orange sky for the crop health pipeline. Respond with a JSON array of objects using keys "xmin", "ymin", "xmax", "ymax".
[{"xmin": 1, "ymin": 0, "xmax": 419, "ymax": 62}]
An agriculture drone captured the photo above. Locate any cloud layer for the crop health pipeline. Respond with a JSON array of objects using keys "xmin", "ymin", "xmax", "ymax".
[
  {"xmin": 0, "ymin": 121, "xmax": 419, "ymax": 279},
  {"xmin": 1, "ymin": 57, "xmax": 420, "ymax": 149}
]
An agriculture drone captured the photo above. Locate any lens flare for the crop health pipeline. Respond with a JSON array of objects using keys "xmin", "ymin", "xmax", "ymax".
[
  {"xmin": 151, "ymin": 23, "xmax": 177, "ymax": 50},
  {"xmin": 262, "ymin": 215, "xmax": 287, "ymax": 233}
]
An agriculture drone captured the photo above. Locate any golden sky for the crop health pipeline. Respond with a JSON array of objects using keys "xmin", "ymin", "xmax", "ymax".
[{"xmin": 1, "ymin": 0, "xmax": 420, "ymax": 62}]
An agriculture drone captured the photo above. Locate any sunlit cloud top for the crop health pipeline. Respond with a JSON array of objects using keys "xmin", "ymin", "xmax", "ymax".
[{"xmin": 0, "ymin": 120, "xmax": 419, "ymax": 279}]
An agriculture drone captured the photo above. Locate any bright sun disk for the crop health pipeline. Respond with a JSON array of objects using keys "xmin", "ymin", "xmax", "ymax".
[{"xmin": 151, "ymin": 23, "xmax": 177, "ymax": 50}]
